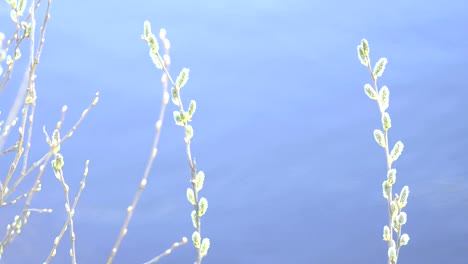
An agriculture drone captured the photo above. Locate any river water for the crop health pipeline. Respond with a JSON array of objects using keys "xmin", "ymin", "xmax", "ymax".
[{"xmin": 0, "ymin": 0, "xmax": 467, "ymax": 263}]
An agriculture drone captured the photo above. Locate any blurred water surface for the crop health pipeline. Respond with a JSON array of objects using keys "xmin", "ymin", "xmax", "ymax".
[{"xmin": 0, "ymin": 0, "xmax": 467, "ymax": 263}]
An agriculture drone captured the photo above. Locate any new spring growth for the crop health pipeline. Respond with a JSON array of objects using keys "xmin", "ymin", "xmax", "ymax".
[
  {"xmin": 388, "ymin": 246, "xmax": 397, "ymax": 263},
  {"xmin": 387, "ymin": 169, "xmax": 396, "ymax": 185},
  {"xmin": 364, "ymin": 83, "xmax": 377, "ymax": 100},
  {"xmin": 358, "ymin": 39, "xmax": 369, "ymax": 66},
  {"xmin": 200, "ymin": 238, "xmax": 210, "ymax": 257},
  {"xmin": 373, "ymin": 129, "xmax": 386, "ymax": 148},
  {"xmin": 191, "ymin": 210, "xmax": 197, "ymax": 228},
  {"xmin": 171, "ymin": 68, "xmax": 191, "ymax": 108},
  {"xmin": 398, "ymin": 186, "xmax": 409, "ymax": 208},
  {"xmin": 358, "ymin": 39, "xmax": 411, "ymax": 262},
  {"xmin": 373, "ymin": 58, "xmax": 388, "ymax": 79},
  {"xmin": 390, "ymin": 141, "xmax": 404, "ymax": 163},
  {"xmin": 195, "ymin": 171, "xmax": 205, "ymax": 191},
  {"xmin": 52, "ymin": 153, "xmax": 64, "ymax": 180},
  {"xmin": 143, "ymin": 20, "xmax": 162, "ymax": 69},
  {"xmin": 399, "ymin": 234, "xmax": 410, "ymax": 246},
  {"xmin": 21, "ymin": 21, "xmax": 32, "ymax": 38},
  {"xmin": 43, "ymin": 126, "xmax": 62, "ymax": 155},
  {"xmin": 191, "ymin": 231, "xmax": 210, "ymax": 256},
  {"xmin": 143, "ymin": 20, "xmax": 210, "ymax": 261},
  {"xmin": 198, "ymin": 197, "xmax": 208, "ymax": 217},
  {"xmin": 379, "ymin": 86, "xmax": 390, "ymax": 111},
  {"xmin": 187, "ymin": 188, "xmax": 195, "ymax": 206},
  {"xmin": 175, "ymin": 68, "xmax": 189, "ymax": 90},
  {"xmin": 383, "ymin": 225, "xmax": 391, "ymax": 241},
  {"xmin": 51, "ymin": 129, "xmax": 61, "ymax": 154},
  {"xmin": 192, "ymin": 231, "xmax": 201, "ymax": 248}
]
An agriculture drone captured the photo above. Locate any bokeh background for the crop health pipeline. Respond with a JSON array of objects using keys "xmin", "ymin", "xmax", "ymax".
[{"xmin": 0, "ymin": 0, "xmax": 467, "ymax": 263}]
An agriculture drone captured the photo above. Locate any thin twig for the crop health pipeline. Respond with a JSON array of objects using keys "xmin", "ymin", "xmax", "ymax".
[
  {"xmin": 106, "ymin": 38, "xmax": 171, "ymax": 264},
  {"xmin": 0, "ymin": 142, "xmax": 18, "ymax": 156},
  {"xmin": 44, "ymin": 160, "xmax": 90, "ymax": 264},
  {"xmin": 365, "ymin": 57, "xmax": 395, "ymax": 253},
  {"xmin": 155, "ymin": 29, "xmax": 208, "ymax": 264},
  {"xmin": 0, "ymin": 191, "xmax": 28, "ymax": 207},
  {"xmin": 0, "ymin": 161, "xmax": 51, "ymax": 250},
  {"xmin": 143, "ymin": 237, "xmax": 188, "ymax": 264},
  {"xmin": 0, "ymin": 0, "xmax": 43, "ymax": 94},
  {"xmin": 4, "ymin": 92, "xmax": 99, "ymax": 200}
]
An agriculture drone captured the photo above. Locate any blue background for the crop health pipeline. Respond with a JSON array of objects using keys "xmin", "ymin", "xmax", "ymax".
[{"xmin": 0, "ymin": 0, "xmax": 467, "ymax": 263}]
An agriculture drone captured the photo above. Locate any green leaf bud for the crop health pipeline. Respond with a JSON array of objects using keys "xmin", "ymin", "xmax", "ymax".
[
  {"xmin": 185, "ymin": 125, "xmax": 193, "ymax": 140},
  {"xmin": 200, "ymin": 238, "xmax": 210, "ymax": 256},
  {"xmin": 18, "ymin": 0, "xmax": 26, "ymax": 16},
  {"xmin": 382, "ymin": 180, "xmax": 391, "ymax": 199},
  {"xmin": 379, "ymin": 85, "xmax": 390, "ymax": 111},
  {"xmin": 171, "ymin": 87, "xmax": 179, "ymax": 106},
  {"xmin": 177, "ymin": 110, "xmax": 184, "ymax": 121},
  {"xmin": 173, "ymin": 111, "xmax": 184, "ymax": 126},
  {"xmin": 357, "ymin": 45, "xmax": 368, "ymax": 66},
  {"xmin": 149, "ymin": 49, "xmax": 163, "ymax": 69},
  {"xmin": 373, "ymin": 58, "xmax": 388, "ymax": 78},
  {"xmin": 392, "ymin": 216, "xmax": 401, "ymax": 232},
  {"xmin": 186, "ymin": 188, "xmax": 195, "ymax": 205},
  {"xmin": 374, "ymin": 129, "xmax": 386, "ymax": 148},
  {"xmin": 397, "ymin": 211, "xmax": 407, "ymax": 225},
  {"xmin": 383, "ymin": 225, "xmax": 391, "ymax": 241},
  {"xmin": 195, "ymin": 171, "xmax": 205, "ymax": 191},
  {"xmin": 198, "ymin": 197, "xmax": 208, "ymax": 216},
  {"xmin": 382, "ymin": 112, "xmax": 391, "ymax": 131},
  {"xmin": 390, "ymin": 201, "xmax": 398, "ymax": 218},
  {"xmin": 388, "ymin": 246, "xmax": 397, "ymax": 262},
  {"xmin": 398, "ymin": 186, "xmax": 409, "ymax": 208},
  {"xmin": 361, "ymin": 39, "xmax": 369, "ymax": 56},
  {"xmin": 390, "ymin": 141, "xmax": 404, "ymax": 162},
  {"xmin": 51, "ymin": 129, "xmax": 61, "ymax": 154},
  {"xmin": 52, "ymin": 153, "xmax": 64, "ymax": 172},
  {"xmin": 176, "ymin": 68, "xmax": 190, "ymax": 90},
  {"xmin": 188, "ymin": 100, "xmax": 197, "ymax": 118},
  {"xmin": 7, "ymin": 0, "xmax": 17, "ymax": 9},
  {"xmin": 21, "ymin": 22, "xmax": 31, "ymax": 38},
  {"xmin": 147, "ymin": 34, "xmax": 159, "ymax": 53},
  {"xmin": 192, "ymin": 231, "xmax": 201, "ymax": 248},
  {"xmin": 143, "ymin": 20, "xmax": 152, "ymax": 39},
  {"xmin": 364, "ymin": 83, "xmax": 377, "ymax": 100},
  {"xmin": 387, "ymin": 169, "xmax": 396, "ymax": 184},
  {"xmin": 399, "ymin": 233, "xmax": 410, "ymax": 246},
  {"xmin": 52, "ymin": 129, "xmax": 60, "ymax": 145},
  {"xmin": 191, "ymin": 210, "xmax": 197, "ymax": 228}
]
